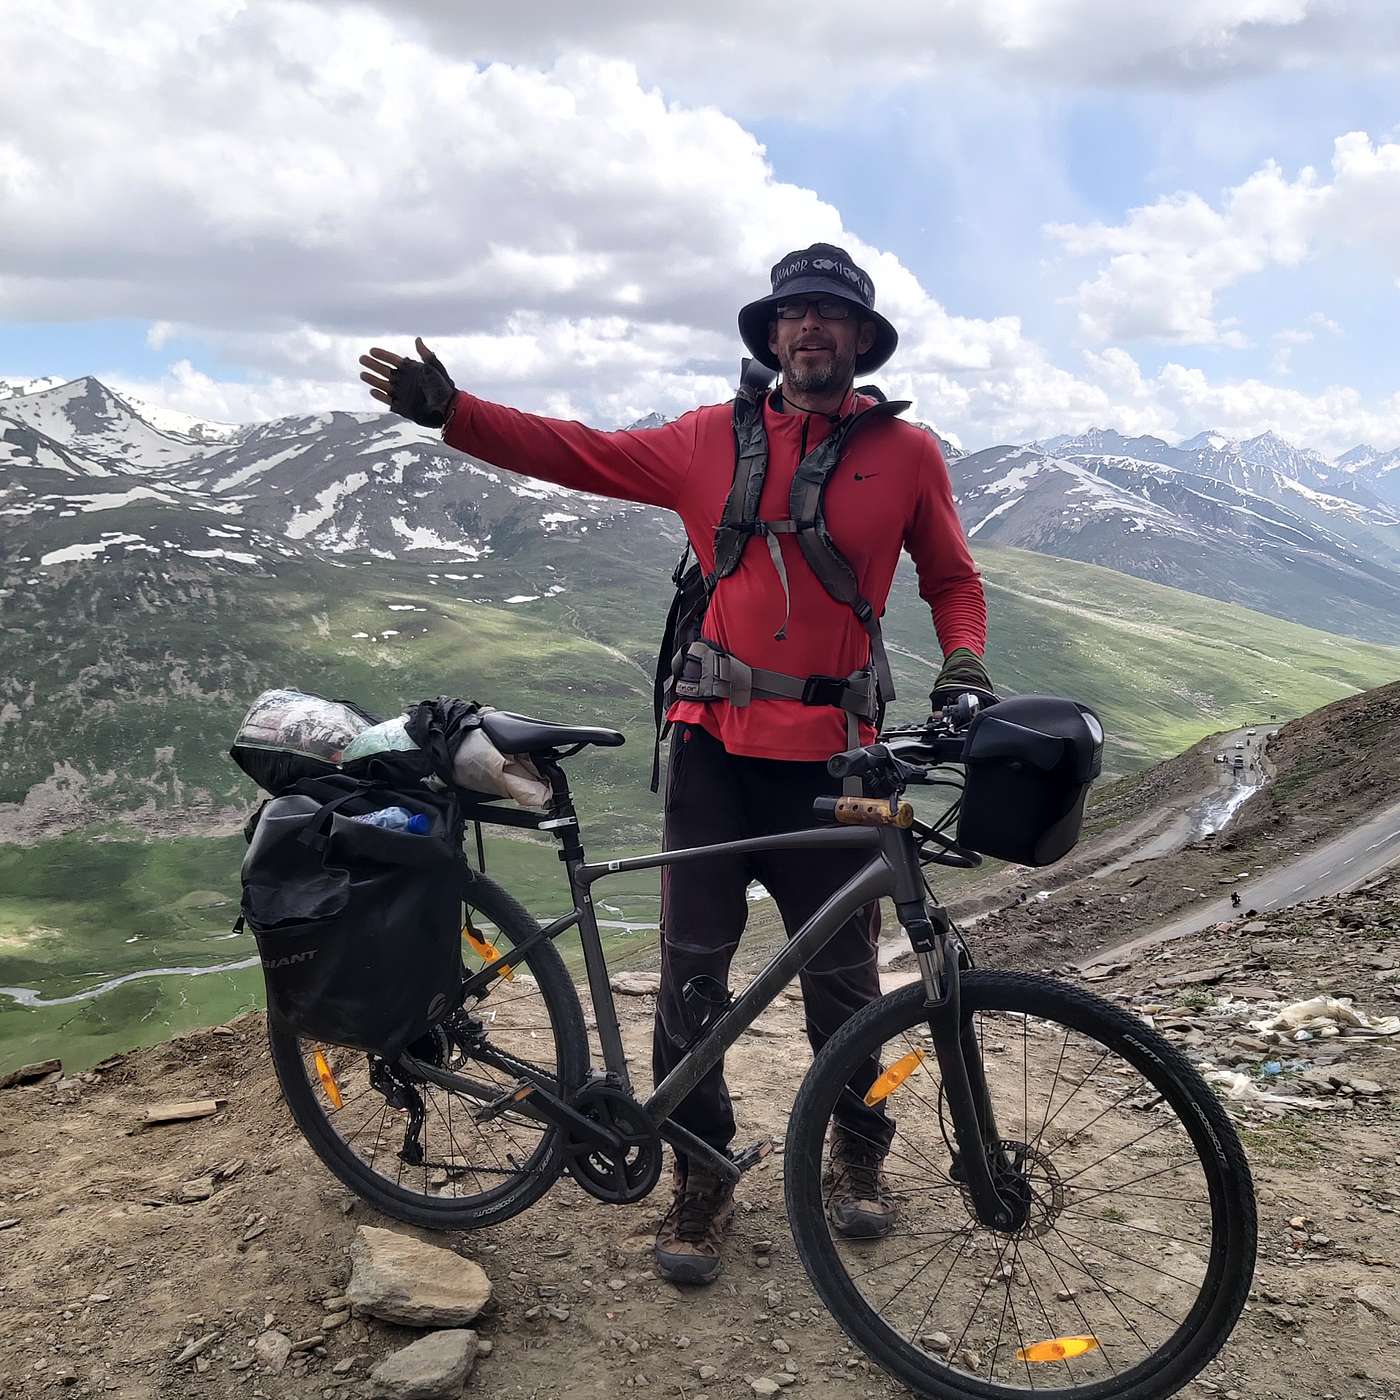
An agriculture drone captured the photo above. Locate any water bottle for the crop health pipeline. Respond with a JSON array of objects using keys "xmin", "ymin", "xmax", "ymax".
[{"xmin": 350, "ymin": 806, "xmax": 430, "ymax": 834}]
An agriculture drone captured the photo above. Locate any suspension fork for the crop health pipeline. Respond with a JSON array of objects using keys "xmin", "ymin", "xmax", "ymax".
[{"xmin": 898, "ymin": 899, "xmax": 1023, "ymax": 1232}]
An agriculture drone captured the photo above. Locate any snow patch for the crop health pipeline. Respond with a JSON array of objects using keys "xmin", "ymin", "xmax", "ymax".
[
  {"xmin": 183, "ymin": 548, "xmax": 259, "ymax": 564},
  {"xmin": 40, "ymin": 532, "xmax": 144, "ymax": 566},
  {"xmin": 72, "ymin": 486, "xmax": 179, "ymax": 512},
  {"xmin": 388, "ymin": 517, "xmax": 485, "ymax": 556},
  {"xmin": 211, "ymin": 442, "xmax": 307, "ymax": 494},
  {"xmin": 967, "ymin": 494, "xmax": 1024, "ymax": 537},
  {"xmin": 286, "ymin": 471, "xmax": 370, "ymax": 539}
]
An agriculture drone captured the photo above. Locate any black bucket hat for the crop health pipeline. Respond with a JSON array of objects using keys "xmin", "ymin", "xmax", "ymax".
[{"xmin": 738, "ymin": 242, "xmax": 898, "ymax": 376}]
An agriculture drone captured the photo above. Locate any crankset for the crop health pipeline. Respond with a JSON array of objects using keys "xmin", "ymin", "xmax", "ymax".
[{"xmin": 563, "ymin": 1082, "xmax": 664, "ymax": 1204}]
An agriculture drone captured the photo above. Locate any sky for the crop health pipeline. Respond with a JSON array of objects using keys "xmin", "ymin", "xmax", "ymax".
[{"xmin": 3, "ymin": 1, "xmax": 1400, "ymax": 455}]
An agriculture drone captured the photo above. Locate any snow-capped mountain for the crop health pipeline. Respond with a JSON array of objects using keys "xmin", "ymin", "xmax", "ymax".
[
  {"xmin": 949, "ymin": 441, "xmax": 1400, "ymax": 642},
  {"xmin": 7, "ymin": 374, "xmax": 1400, "ymax": 643},
  {"xmin": 0, "ymin": 377, "xmax": 220, "ymax": 472},
  {"xmin": 6, "ymin": 373, "xmax": 1400, "ymax": 838},
  {"xmin": 0, "ymin": 375, "xmax": 66, "ymax": 400},
  {"xmin": 111, "ymin": 391, "xmax": 243, "ymax": 445},
  {"xmin": 1177, "ymin": 430, "xmax": 1231, "ymax": 453},
  {"xmin": 0, "ymin": 379, "xmax": 678, "ymax": 582},
  {"xmin": 1335, "ymin": 443, "xmax": 1400, "ymax": 507}
]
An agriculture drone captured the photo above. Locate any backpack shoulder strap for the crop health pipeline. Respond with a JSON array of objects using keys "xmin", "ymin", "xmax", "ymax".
[
  {"xmin": 712, "ymin": 358, "xmax": 776, "ymax": 582},
  {"xmin": 788, "ymin": 399, "xmax": 911, "ymax": 703}
]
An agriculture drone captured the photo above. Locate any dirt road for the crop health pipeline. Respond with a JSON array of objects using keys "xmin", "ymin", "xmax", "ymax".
[
  {"xmin": 1093, "ymin": 797, "xmax": 1400, "ymax": 962},
  {"xmin": 5, "ymin": 879, "xmax": 1400, "ymax": 1400}
]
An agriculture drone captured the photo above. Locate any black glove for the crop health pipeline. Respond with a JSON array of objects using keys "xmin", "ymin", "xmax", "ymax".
[
  {"xmin": 389, "ymin": 342, "xmax": 457, "ymax": 429},
  {"xmin": 930, "ymin": 647, "xmax": 996, "ymax": 710}
]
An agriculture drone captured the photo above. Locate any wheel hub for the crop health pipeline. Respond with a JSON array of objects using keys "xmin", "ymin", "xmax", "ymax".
[{"xmin": 955, "ymin": 1139, "xmax": 1066, "ymax": 1238}]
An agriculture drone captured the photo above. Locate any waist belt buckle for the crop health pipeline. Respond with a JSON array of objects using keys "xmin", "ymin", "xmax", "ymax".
[{"xmin": 801, "ymin": 674, "xmax": 849, "ymax": 708}]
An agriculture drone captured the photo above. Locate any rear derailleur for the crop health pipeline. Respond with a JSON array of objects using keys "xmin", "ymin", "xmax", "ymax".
[{"xmin": 368, "ymin": 1056, "xmax": 427, "ymax": 1167}]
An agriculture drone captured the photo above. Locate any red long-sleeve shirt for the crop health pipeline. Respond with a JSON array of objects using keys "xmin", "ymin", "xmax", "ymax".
[{"xmin": 443, "ymin": 389, "xmax": 986, "ymax": 761}]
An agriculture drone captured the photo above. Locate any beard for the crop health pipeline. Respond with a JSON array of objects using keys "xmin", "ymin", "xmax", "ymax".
[{"xmin": 777, "ymin": 337, "xmax": 857, "ymax": 396}]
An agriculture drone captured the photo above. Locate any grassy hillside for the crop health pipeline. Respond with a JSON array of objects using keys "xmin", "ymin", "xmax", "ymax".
[
  {"xmin": 3, "ymin": 543, "xmax": 1398, "ymax": 1075},
  {"xmin": 923, "ymin": 547, "xmax": 1398, "ymax": 767}
]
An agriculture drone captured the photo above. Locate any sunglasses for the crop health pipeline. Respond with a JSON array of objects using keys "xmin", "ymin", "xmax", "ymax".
[{"xmin": 774, "ymin": 298, "xmax": 855, "ymax": 321}]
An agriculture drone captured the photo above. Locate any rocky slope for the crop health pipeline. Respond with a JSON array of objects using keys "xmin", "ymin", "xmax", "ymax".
[{"xmin": 3, "ymin": 871, "xmax": 1399, "ymax": 1400}]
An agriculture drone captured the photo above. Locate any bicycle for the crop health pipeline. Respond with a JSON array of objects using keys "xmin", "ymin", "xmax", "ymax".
[{"xmin": 266, "ymin": 700, "xmax": 1256, "ymax": 1400}]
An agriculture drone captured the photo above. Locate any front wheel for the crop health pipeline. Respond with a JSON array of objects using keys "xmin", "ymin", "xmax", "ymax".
[{"xmin": 785, "ymin": 973, "xmax": 1256, "ymax": 1400}]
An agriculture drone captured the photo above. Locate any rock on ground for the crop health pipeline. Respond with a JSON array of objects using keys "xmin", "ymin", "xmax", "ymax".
[
  {"xmin": 253, "ymin": 1329, "xmax": 292, "ymax": 1375},
  {"xmin": 347, "ymin": 1226, "xmax": 492, "ymax": 1327},
  {"xmin": 609, "ymin": 970, "xmax": 662, "ymax": 996},
  {"xmin": 370, "ymin": 1329, "xmax": 478, "ymax": 1399}
]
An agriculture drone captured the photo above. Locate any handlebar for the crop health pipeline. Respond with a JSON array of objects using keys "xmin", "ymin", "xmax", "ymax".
[
  {"xmin": 818, "ymin": 698, "xmax": 984, "ymax": 868},
  {"xmin": 825, "ymin": 691, "xmax": 983, "ymax": 782},
  {"xmin": 826, "ymin": 747, "xmax": 887, "ymax": 781}
]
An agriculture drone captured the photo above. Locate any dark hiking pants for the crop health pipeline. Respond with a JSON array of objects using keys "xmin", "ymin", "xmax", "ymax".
[{"xmin": 652, "ymin": 722, "xmax": 894, "ymax": 1164}]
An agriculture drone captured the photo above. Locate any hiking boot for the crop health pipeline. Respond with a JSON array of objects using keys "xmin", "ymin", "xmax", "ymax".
[
  {"xmin": 824, "ymin": 1127, "xmax": 897, "ymax": 1239},
  {"xmin": 653, "ymin": 1160, "xmax": 736, "ymax": 1285}
]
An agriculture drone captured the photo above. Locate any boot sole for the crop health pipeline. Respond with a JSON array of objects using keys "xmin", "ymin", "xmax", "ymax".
[
  {"xmin": 828, "ymin": 1207, "xmax": 896, "ymax": 1240},
  {"xmin": 654, "ymin": 1251, "xmax": 723, "ymax": 1285}
]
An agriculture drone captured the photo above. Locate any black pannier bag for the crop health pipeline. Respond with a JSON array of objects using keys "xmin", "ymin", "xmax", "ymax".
[
  {"xmin": 240, "ymin": 774, "xmax": 465, "ymax": 1059},
  {"xmin": 956, "ymin": 696, "xmax": 1104, "ymax": 867}
]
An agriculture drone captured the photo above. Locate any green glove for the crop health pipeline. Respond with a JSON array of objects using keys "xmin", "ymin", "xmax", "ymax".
[{"xmin": 930, "ymin": 647, "xmax": 995, "ymax": 710}]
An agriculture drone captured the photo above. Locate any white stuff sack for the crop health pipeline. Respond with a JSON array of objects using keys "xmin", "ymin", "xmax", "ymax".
[
  {"xmin": 452, "ymin": 727, "xmax": 551, "ymax": 810},
  {"xmin": 340, "ymin": 710, "xmax": 551, "ymax": 810}
]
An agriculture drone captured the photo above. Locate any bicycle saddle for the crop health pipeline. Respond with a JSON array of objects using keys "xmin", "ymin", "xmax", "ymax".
[{"xmin": 479, "ymin": 710, "xmax": 626, "ymax": 755}]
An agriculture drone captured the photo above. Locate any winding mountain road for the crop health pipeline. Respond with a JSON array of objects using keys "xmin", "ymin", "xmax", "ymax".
[{"xmin": 1092, "ymin": 796, "xmax": 1400, "ymax": 963}]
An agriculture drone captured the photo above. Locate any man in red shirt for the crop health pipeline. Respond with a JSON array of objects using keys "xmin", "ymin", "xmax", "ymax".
[{"xmin": 360, "ymin": 243, "xmax": 991, "ymax": 1284}]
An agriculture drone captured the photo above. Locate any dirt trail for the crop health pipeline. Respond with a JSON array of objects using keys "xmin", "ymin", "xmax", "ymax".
[
  {"xmin": 5, "ymin": 875, "xmax": 1400, "ymax": 1400},
  {"xmin": 7, "ymin": 689, "xmax": 1400, "ymax": 1399}
]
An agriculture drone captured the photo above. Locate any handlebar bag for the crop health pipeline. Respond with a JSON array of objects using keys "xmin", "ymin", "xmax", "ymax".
[
  {"xmin": 239, "ymin": 775, "xmax": 465, "ymax": 1058},
  {"xmin": 957, "ymin": 696, "xmax": 1104, "ymax": 867}
]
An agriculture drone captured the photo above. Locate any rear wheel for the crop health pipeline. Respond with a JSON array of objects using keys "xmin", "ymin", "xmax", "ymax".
[
  {"xmin": 785, "ymin": 973, "xmax": 1255, "ymax": 1399},
  {"xmin": 268, "ymin": 872, "xmax": 589, "ymax": 1230}
]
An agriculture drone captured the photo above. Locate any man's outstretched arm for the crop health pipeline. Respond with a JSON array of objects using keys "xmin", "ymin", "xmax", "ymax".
[{"xmin": 360, "ymin": 338, "xmax": 697, "ymax": 511}]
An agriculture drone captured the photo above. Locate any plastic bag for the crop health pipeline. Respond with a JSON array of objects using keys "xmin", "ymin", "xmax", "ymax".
[
  {"xmin": 1249, "ymin": 996, "xmax": 1400, "ymax": 1041},
  {"xmin": 230, "ymin": 688, "xmax": 378, "ymax": 795},
  {"xmin": 341, "ymin": 715, "xmax": 420, "ymax": 764},
  {"xmin": 452, "ymin": 728, "xmax": 551, "ymax": 809}
]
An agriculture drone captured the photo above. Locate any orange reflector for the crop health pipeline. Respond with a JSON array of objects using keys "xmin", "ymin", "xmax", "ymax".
[
  {"xmin": 1015, "ymin": 1336, "xmax": 1100, "ymax": 1364},
  {"xmin": 313, "ymin": 1049, "xmax": 343, "ymax": 1111},
  {"xmin": 463, "ymin": 923, "xmax": 514, "ymax": 981},
  {"xmin": 863, "ymin": 1048, "xmax": 925, "ymax": 1106}
]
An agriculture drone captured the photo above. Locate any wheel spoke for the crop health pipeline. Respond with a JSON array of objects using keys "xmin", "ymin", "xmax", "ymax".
[
  {"xmin": 268, "ymin": 881, "xmax": 580, "ymax": 1225},
  {"xmin": 796, "ymin": 977, "xmax": 1252, "ymax": 1397}
]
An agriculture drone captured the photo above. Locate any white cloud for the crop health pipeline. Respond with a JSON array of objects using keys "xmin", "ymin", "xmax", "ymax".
[
  {"xmin": 2, "ymin": 3, "xmax": 1051, "ymax": 431},
  {"xmin": 345, "ymin": 1, "xmax": 1400, "ymax": 114},
  {"xmin": 6, "ymin": 2, "xmax": 1400, "ymax": 459},
  {"xmin": 1049, "ymin": 132, "xmax": 1400, "ymax": 345}
]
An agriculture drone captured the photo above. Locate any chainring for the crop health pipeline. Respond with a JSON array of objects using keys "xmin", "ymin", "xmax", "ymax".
[{"xmin": 563, "ymin": 1082, "xmax": 664, "ymax": 1204}]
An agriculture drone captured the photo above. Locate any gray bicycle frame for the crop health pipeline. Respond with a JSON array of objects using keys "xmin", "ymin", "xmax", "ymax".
[{"xmin": 482, "ymin": 818, "xmax": 930, "ymax": 1137}]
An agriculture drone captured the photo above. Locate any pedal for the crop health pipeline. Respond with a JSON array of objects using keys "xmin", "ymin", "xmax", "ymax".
[
  {"xmin": 731, "ymin": 1138, "xmax": 775, "ymax": 1174},
  {"xmin": 474, "ymin": 1080, "xmax": 537, "ymax": 1124}
]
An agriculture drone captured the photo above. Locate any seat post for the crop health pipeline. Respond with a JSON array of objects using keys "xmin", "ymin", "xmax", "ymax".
[{"xmin": 537, "ymin": 757, "xmax": 584, "ymax": 862}]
